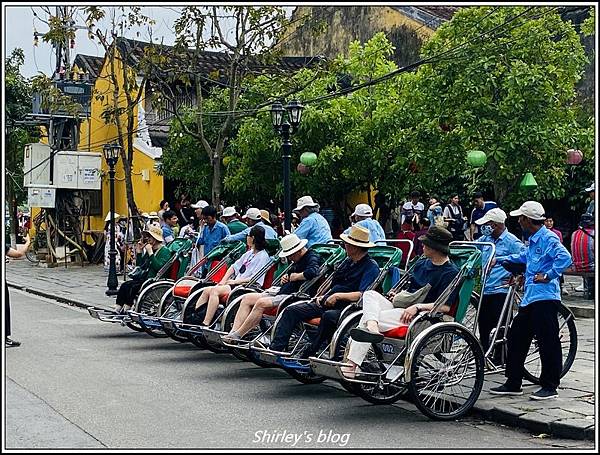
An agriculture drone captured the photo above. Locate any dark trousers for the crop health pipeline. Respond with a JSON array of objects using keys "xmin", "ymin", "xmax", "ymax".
[
  {"xmin": 5, "ymin": 282, "xmax": 11, "ymax": 337},
  {"xmin": 116, "ymin": 279, "xmax": 145, "ymax": 307},
  {"xmin": 478, "ymin": 293, "xmax": 508, "ymax": 357},
  {"xmin": 305, "ymin": 309, "xmax": 342, "ymax": 357},
  {"xmin": 270, "ymin": 301, "xmax": 323, "ymax": 352},
  {"xmin": 506, "ymin": 300, "xmax": 562, "ymax": 390}
]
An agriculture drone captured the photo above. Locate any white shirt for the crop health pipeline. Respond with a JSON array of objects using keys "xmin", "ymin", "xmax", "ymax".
[{"xmin": 232, "ymin": 249, "xmax": 272, "ymax": 286}]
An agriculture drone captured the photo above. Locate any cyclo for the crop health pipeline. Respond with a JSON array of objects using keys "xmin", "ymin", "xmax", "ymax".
[
  {"xmin": 87, "ymin": 237, "xmax": 194, "ymax": 333},
  {"xmin": 161, "ymin": 239, "xmax": 285, "ymax": 351},
  {"xmin": 250, "ymin": 244, "xmax": 405, "ymax": 384},
  {"xmin": 309, "ymin": 241, "xmax": 577, "ymax": 420},
  {"xmin": 129, "ymin": 240, "xmax": 247, "ymax": 341},
  {"xmin": 207, "ymin": 243, "xmax": 347, "ymax": 362}
]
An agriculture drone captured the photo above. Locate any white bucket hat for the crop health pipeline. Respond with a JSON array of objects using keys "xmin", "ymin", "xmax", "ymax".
[
  {"xmin": 105, "ymin": 212, "xmax": 121, "ymax": 222},
  {"xmin": 509, "ymin": 201, "xmax": 546, "ymax": 221},
  {"xmin": 293, "ymin": 195, "xmax": 319, "ymax": 212},
  {"xmin": 222, "ymin": 206, "xmax": 238, "ymax": 217},
  {"xmin": 351, "ymin": 203, "xmax": 373, "ymax": 218},
  {"xmin": 475, "ymin": 208, "xmax": 507, "ymax": 225},
  {"xmin": 278, "ymin": 233, "xmax": 308, "ymax": 258},
  {"xmin": 191, "ymin": 200, "xmax": 209, "ymax": 209},
  {"xmin": 242, "ymin": 207, "xmax": 262, "ymax": 221}
]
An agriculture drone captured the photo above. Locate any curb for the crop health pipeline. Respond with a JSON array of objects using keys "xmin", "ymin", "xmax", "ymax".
[
  {"xmin": 470, "ymin": 404, "xmax": 595, "ymax": 441},
  {"xmin": 7, "ymin": 281, "xmax": 104, "ymax": 311},
  {"xmin": 565, "ymin": 304, "xmax": 595, "ymax": 319}
]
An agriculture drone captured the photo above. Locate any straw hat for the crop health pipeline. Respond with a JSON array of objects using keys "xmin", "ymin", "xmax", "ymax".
[
  {"xmin": 340, "ymin": 225, "xmax": 376, "ymax": 248},
  {"xmin": 144, "ymin": 224, "xmax": 164, "ymax": 242},
  {"xmin": 278, "ymin": 233, "xmax": 308, "ymax": 258},
  {"xmin": 260, "ymin": 209, "xmax": 272, "ymax": 225},
  {"xmin": 104, "ymin": 212, "xmax": 121, "ymax": 222},
  {"xmin": 148, "ymin": 211, "xmax": 160, "ymax": 220}
]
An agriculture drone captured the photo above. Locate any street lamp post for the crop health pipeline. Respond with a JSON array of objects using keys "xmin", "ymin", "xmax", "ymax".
[
  {"xmin": 271, "ymin": 100, "xmax": 304, "ymax": 233},
  {"xmin": 103, "ymin": 142, "xmax": 121, "ymax": 296}
]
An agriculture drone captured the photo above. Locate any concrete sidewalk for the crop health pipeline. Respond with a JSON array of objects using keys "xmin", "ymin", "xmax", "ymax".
[{"xmin": 6, "ymin": 258, "xmax": 596, "ymax": 440}]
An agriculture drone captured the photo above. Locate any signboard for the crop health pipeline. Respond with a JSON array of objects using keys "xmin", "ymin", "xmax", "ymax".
[{"xmin": 27, "ymin": 187, "xmax": 56, "ymax": 208}]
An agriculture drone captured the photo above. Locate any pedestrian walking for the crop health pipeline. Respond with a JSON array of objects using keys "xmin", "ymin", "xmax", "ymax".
[
  {"xmin": 490, "ymin": 201, "xmax": 572, "ymax": 400},
  {"xmin": 5, "ymin": 234, "xmax": 31, "ymax": 347}
]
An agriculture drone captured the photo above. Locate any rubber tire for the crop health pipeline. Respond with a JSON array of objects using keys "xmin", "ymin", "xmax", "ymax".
[
  {"xmin": 408, "ymin": 324, "xmax": 485, "ymax": 421},
  {"xmin": 136, "ymin": 282, "xmax": 174, "ymax": 338},
  {"xmin": 522, "ymin": 303, "xmax": 578, "ymax": 385},
  {"xmin": 158, "ymin": 294, "xmax": 189, "ymax": 343},
  {"xmin": 283, "ymin": 322, "xmax": 327, "ymax": 384}
]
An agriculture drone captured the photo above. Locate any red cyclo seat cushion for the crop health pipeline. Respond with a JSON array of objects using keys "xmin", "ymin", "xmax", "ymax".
[
  {"xmin": 263, "ymin": 306, "xmax": 278, "ymax": 317},
  {"xmin": 219, "ymin": 293, "xmax": 230, "ymax": 304},
  {"xmin": 262, "ymin": 265, "xmax": 277, "ymax": 289},
  {"xmin": 173, "ymin": 284, "xmax": 192, "ymax": 298},
  {"xmin": 305, "ymin": 317, "xmax": 321, "ymax": 326},
  {"xmin": 382, "ymin": 325, "xmax": 409, "ymax": 339},
  {"xmin": 168, "ymin": 261, "xmax": 180, "ymax": 280},
  {"xmin": 210, "ymin": 261, "xmax": 227, "ymax": 283}
]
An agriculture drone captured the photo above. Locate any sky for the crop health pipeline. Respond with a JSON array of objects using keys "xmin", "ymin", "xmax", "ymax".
[{"xmin": 4, "ymin": 5, "xmax": 294, "ymax": 79}]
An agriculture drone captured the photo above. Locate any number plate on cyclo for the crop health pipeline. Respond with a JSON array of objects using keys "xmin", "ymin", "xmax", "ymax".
[{"xmin": 381, "ymin": 343, "xmax": 395, "ymax": 354}]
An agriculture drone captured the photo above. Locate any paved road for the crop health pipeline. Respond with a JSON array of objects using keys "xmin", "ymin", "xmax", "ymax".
[{"xmin": 5, "ymin": 290, "xmax": 593, "ymax": 450}]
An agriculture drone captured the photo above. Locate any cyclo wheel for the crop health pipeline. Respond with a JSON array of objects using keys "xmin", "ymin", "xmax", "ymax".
[
  {"xmin": 203, "ymin": 307, "xmax": 232, "ymax": 354},
  {"xmin": 135, "ymin": 282, "xmax": 174, "ymax": 338},
  {"xmin": 408, "ymin": 324, "xmax": 484, "ymax": 421},
  {"xmin": 283, "ymin": 322, "xmax": 327, "ymax": 385},
  {"xmin": 522, "ymin": 303, "xmax": 578, "ymax": 385},
  {"xmin": 158, "ymin": 295, "xmax": 189, "ymax": 343},
  {"xmin": 330, "ymin": 316, "xmax": 363, "ymax": 394}
]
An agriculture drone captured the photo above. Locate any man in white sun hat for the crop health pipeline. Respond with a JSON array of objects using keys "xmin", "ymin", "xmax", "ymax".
[
  {"xmin": 475, "ymin": 208, "xmax": 524, "ymax": 362},
  {"xmin": 584, "ymin": 182, "xmax": 594, "ymax": 217},
  {"xmin": 490, "ymin": 201, "xmax": 571, "ymax": 401},
  {"xmin": 221, "ymin": 206, "xmax": 247, "ymax": 235},
  {"xmin": 223, "ymin": 233, "xmax": 322, "ymax": 342},
  {"xmin": 343, "ymin": 203, "xmax": 386, "ymax": 244},
  {"xmin": 223, "ymin": 207, "xmax": 277, "ymax": 242},
  {"xmin": 292, "ymin": 196, "xmax": 332, "ymax": 248}
]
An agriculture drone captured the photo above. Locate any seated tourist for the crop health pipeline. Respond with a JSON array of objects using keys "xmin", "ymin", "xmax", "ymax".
[
  {"xmin": 343, "ymin": 226, "xmax": 459, "ymax": 377},
  {"xmin": 293, "ymin": 196, "xmax": 333, "ymax": 248},
  {"xmin": 223, "ymin": 233, "xmax": 322, "ymax": 342},
  {"xmin": 223, "ymin": 207, "xmax": 278, "ymax": 241},
  {"xmin": 343, "ymin": 203, "xmax": 386, "ymax": 244},
  {"xmin": 268, "ymin": 225, "xmax": 379, "ymax": 358},
  {"xmin": 191, "ymin": 225, "xmax": 272, "ymax": 327}
]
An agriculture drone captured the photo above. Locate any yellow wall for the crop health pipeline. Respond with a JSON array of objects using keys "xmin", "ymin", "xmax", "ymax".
[{"xmin": 74, "ymin": 54, "xmax": 164, "ymax": 233}]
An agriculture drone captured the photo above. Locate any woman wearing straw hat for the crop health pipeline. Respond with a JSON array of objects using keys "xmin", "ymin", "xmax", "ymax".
[
  {"xmin": 269, "ymin": 224, "xmax": 379, "ymax": 358},
  {"xmin": 343, "ymin": 226, "xmax": 459, "ymax": 378},
  {"xmin": 223, "ymin": 233, "xmax": 322, "ymax": 342},
  {"xmin": 113, "ymin": 224, "xmax": 172, "ymax": 314}
]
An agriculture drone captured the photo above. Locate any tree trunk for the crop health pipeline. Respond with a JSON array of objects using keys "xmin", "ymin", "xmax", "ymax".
[
  {"xmin": 7, "ymin": 183, "xmax": 18, "ymax": 247},
  {"xmin": 211, "ymin": 157, "xmax": 222, "ymax": 208}
]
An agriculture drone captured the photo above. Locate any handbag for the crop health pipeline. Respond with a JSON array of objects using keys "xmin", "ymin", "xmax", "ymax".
[{"xmin": 392, "ymin": 283, "xmax": 432, "ymax": 309}]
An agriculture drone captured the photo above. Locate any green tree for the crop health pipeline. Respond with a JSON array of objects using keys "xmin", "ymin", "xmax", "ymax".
[
  {"xmin": 5, "ymin": 49, "xmax": 40, "ymax": 243},
  {"xmin": 404, "ymin": 6, "xmax": 593, "ymax": 207}
]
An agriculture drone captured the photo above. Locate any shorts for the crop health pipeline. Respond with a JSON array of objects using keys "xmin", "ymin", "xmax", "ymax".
[{"xmin": 271, "ymin": 294, "xmax": 288, "ymax": 307}]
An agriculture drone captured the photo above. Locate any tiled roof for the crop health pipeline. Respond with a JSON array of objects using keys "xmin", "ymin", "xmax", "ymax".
[
  {"xmin": 72, "ymin": 54, "xmax": 105, "ymax": 84},
  {"xmin": 392, "ymin": 6, "xmax": 460, "ymax": 29},
  {"xmin": 115, "ymin": 37, "xmax": 322, "ymax": 79}
]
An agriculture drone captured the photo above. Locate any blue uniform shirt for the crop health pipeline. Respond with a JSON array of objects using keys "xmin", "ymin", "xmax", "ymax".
[
  {"xmin": 162, "ymin": 225, "xmax": 175, "ymax": 244},
  {"xmin": 476, "ymin": 228, "xmax": 524, "ymax": 295},
  {"xmin": 223, "ymin": 221, "xmax": 278, "ymax": 242},
  {"xmin": 499, "ymin": 226, "xmax": 572, "ymax": 307},
  {"xmin": 343, "ymin": 218, "xmax": 386, "ymax": 244},
  {"xmin": 294, "ymin": 212, "xmax": 333, "ymax": 248},
  {"xmin": 196, "ymin": 221, "xmax": 230, "ymax": 256}
]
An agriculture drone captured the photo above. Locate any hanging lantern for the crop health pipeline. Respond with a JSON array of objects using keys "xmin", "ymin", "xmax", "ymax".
[
  {"xmin": 222, "ymin": 156, "xmax": 232, "ymax": 167},
  {"xmin": 297, "ymin": 163, "xmax": 310, "ymax": 175},
  {"xmin": 519, "ymin": 172, "xmax": 538, "ymax": 191},
  {"xmin": 566, "ymin": 149, "xmax": 583, "ymax": 165},
  {"xmin": 300, "ymin": 152, "xmax": 317, "ymax": 166},
  {"xmin": 466, "ymin": 150, "xmax": 487, "ymax": 168}
]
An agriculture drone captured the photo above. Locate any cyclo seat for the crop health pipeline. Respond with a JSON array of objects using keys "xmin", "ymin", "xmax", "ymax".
[{"xmin": 305, "ymin": 317, "xmax": 321, "ymax": 326}]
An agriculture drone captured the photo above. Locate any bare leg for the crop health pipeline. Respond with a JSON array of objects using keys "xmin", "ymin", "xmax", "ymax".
[
  {"xmin": 231, "ymin": 293, "xmax": 261, "ymax": 332},
  {"xmin": 194, "ymin": 287, "xmax": 213, "ymax": 310},
  {"xmin": 202, "ymin": 285, "xmax": 229, "ymax": 325},
  {"xmin": 236, "ymin": 297, "xmax": 274, "ymax": 337}
]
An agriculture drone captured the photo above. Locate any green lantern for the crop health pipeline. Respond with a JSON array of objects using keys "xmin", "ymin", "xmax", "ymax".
[
  {"xmin": 519, "ymin": 172, "xmax": 538, "ymax": 190},
  {"xmin": 300, "ymin": 152, "xmax": 318, "ymax": 166},
  {"xmin": 466, "ymin": 150, "xmax": 487, "ymax": 168}
]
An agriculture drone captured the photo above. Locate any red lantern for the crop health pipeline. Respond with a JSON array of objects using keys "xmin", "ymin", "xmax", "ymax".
[
  {"xmin": 566, "ymin": 149, "xmax": 583, "ymax": 165},
  {"xmin": 297, "ymin": 163, "xmax": 310, "ymax": 175}
]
